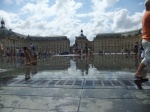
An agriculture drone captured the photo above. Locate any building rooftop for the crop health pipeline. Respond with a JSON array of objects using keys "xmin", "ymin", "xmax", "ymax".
[{"xmin": 96, "ymin": 29, "xmax": 141, "ymax": 39}]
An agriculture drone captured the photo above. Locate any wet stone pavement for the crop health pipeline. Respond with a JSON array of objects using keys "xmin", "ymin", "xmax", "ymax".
[{"xmin": 0, "ymin": 55, "xmax": 150, "ymax": 112}]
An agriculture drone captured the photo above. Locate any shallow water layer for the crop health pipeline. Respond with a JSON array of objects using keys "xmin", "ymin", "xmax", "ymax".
[{"xmin": 0, "ymin": 54, "xmax": 149, "ymax": 80}]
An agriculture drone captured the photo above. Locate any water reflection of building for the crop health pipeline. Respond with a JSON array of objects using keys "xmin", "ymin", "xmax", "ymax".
[
  {"xmin": 75, "ymin": 57, "xmax": 94, "ymax": 75},
  {"xmin": 93, "ymin": 54, "xmax": 140, "ymax": 70},
  {"xmin": 69, "ymin": 55, "xmax": 141, "ymax": 75},
  {"xmin": 38, "ymin": 56, "xmax": 70, "ymax": 70},
  {"xmin": 0, "ymin": 56, "xmax": 70, "ymax": 74},
  {"xmin": 0, "ymin": 57, "xmax": 18, "ymax": 69}
]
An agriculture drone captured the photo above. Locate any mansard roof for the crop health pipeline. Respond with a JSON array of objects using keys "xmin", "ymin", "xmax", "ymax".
[
  {"xmin": 76, "ymin": 29, "xmax": 87, "ymax": 39},
  {"xmin": 0, "ymin": 28, "xmax": 13, "ymax": 36},
  {"xmin": 0, "ymin": 26, "xmax": 69, "ymax": 41},
  {"xmin": 95, "ymin": 29, "xmax": 141, "ymax": 39},
  {"xmin": 0, "ymin": 27, "xmax": 28, "ymax": 40},
  {"xmin": 97, "ymin": 33, "xmax": 121, "ymax": 38},
  {"xmin": 77, "ymin": 34, "xmax": 86, "ymax": 37},
  {"xmin": 15, "ymin": 33, "xmax": 27, "ymax": 39},
  {"xmin": 121, "ymin": 29, "xmax": 141, "ymax": 37},
  {"xmin": 27, "ymin": 35, "xmax": 69, "ymax": 41},
  {"xmin": 0, "ymin": 28, "xmax": 16, "ymax": 40}
]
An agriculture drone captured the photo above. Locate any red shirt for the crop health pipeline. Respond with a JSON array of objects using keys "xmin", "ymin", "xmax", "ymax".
[{"xmin": 142, "ymin": 11, "xmax": 150, "ymax": 42}]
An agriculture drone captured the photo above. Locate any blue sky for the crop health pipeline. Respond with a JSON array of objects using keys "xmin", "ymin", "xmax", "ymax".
[{"xmin": 0, "ymin": 0, "xmax": 146, "ymax": 45}]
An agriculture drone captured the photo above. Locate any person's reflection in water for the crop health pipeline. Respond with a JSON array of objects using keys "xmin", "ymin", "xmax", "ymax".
[
  {"xmin": 80, "ymin": 56, "xmax": 90, "ymax": 76},
  {"xmin": 83, "ymin": 58, "xmax": 89, "ymax": 75},
  {"xmin": 31, "ymin": 65, "xmax": 38, "ymax": 76},
  {"xmin": 25, "ymin": 66, "xmax": 31, "ymax": 80},
  {"xmin": 134, "ymin": 80, "xmax": 143, "ymax": 89},
  {"xmin": 6, "ymin": 57, "xmax": 13, "ymax": 67},
  {"xmin": 134, "ymin": 54, "xmax": 148, "ymax": 89},
  {"xmin": 25, "ymin": 65, "xmax": 38, "ymax": 80},
  {"xmin": 134, "ymin": 57, "xmax": 139, "ymax": 70},
  {"xmin": 85, "ymin": 63, "xmax": 89, "ymax": 75}
]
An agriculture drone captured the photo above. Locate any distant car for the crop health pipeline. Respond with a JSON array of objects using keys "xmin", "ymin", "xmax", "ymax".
[{"xmin": 59, "ymin": 52, "xmax": 69, "ymax": 55}]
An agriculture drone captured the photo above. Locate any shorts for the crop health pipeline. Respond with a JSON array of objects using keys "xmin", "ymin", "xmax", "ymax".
[{"xmin": 141, "ymin": 39, "xmax": 150, "ymax": 65}]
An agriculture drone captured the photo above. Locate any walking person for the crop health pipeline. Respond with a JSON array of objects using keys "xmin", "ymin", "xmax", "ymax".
[{"xmin": 135, "ymin": 0, "xmax": 150, "ymax": 81}]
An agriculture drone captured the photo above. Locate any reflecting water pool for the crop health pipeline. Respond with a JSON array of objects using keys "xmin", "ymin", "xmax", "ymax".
[{"xmin": 1, "ymin": 54, "xmax": 149, "ymax": 80}]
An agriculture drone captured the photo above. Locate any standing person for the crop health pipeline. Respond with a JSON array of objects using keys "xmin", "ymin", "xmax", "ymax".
[
  {"xmin": 30, "ymin": 43, "xmax": 36, "ymax": 56},
  {"xmin": 23, "ymin": 47, "xmax": 37, "ymax": 65},
  {"xmin": 9, "ymin": 49, "xmax": 13, "ymax": 57},
  {"xmin": 0, "ymin": 42, "xmax": 3, "ymax": 57},
  {"xmin": 135, "ymin": 0, "xmax": 150, "ymax": 80},
  {"xmin": 134, "ymin": 42, "xmax": 139, "ymax": 58},
  {"xmin": 85, "ymin": 43, "xmax": 88, "ymax": 58},
  {"xmin": 6, "ymin": 48, "xmax": 9, "ymax": 57}
]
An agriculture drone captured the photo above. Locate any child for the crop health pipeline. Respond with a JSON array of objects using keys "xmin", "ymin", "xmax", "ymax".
[{"xmin": 23, "ymin": 47, "xmax": 37, "ymax": 65}]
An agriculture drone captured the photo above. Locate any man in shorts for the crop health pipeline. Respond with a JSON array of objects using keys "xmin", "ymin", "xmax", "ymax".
[{"xmin": 135, "ymin": 0, "xmax": 150, "ymax": 81}]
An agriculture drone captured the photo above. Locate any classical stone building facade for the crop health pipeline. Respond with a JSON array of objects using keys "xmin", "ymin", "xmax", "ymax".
[
  {"xmin": 0, "ymin": 19, "xmax": 27, "ymax": 53},
  {"xmin": 27, "ymin": 36, "xmax": 70, "ymax": 54},
  {"xmin": 93, "ymin": 30, "xmax": 141, "ymax": 53},
  {"xmin": 0, "ymin": 19, "xmax": 142, "ymax": 55},
  {"xmin": 73, "ymin": 29, "xmax": 141, "ymax": 54},
  {"xmin": 72, "ymin": 30, "xmax": 93, "ymax": 53},
  {"xmin": 0, "ymin": 19, "xmax": 70, "ymax": 55}
]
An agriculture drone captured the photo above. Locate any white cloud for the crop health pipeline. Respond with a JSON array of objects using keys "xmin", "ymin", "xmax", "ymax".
[
  {"xmin": 0, "ymin": 0, "xmax": 144, "ymax": 45},
  {"xmin": 112, "ymin": 9, "xmax": 143, "ymax": 32},
  {"xmin": 0, "ymin": 10, "xmax": 19, "ymax": 28},
  {"xmin": 91, "ymin": 0, "xmax": 119, "ymax": 13},
  {"xmin": 18, "ymin": 0, "xmax": 83, "ymax": 41}
]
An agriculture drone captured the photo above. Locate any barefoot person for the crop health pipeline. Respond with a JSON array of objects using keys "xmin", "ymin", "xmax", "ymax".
[
  {"xmin": 23, "ymin": 47, "xmax": 37, "ymax": 65},
  {"xmin": 135, "ymin": 0, "xmax": 150, "ymax": 80}
]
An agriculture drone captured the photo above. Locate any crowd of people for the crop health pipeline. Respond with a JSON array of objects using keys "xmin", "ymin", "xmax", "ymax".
[
  {"xmin": 1, "ymin": 48, "xmax": 53, "ymax": 58},
  {"xmin": 0, "ymin": 43, "xmax": 37, "ymax": 65}
]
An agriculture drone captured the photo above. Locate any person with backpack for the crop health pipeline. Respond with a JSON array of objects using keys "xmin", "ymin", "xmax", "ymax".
[{"xmin": 29, "ymin": 43, "xmax": 36, "ymax": 56}]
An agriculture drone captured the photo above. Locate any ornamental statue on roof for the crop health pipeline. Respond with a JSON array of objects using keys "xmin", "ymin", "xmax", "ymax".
[
  {"xmin": 76, "ymin": 29, "xmax": 87, "ymax": 39},
  {"xmin": 80, "ymin": 29, "xmax": 85, "ymax": 37},
  {"xmin": 1, "ymin": 18, "xmax": 5, "ymax": 28}
]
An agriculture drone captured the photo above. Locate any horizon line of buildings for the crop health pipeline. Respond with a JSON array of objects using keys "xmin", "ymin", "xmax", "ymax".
[{"xmin": 0, "ymin": 19, "xmax": 141, "ymax": 54}]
